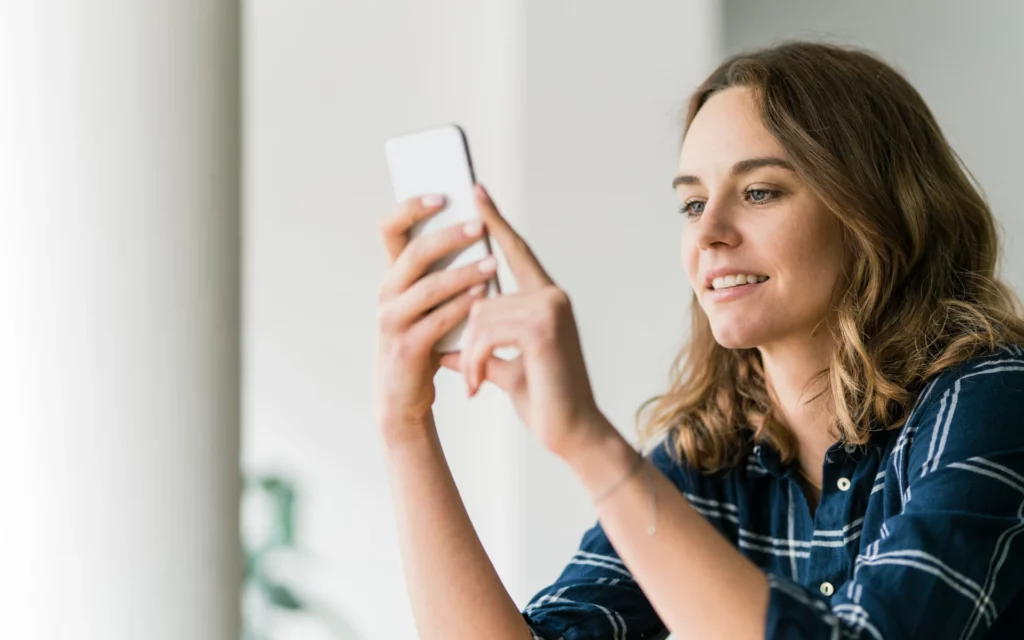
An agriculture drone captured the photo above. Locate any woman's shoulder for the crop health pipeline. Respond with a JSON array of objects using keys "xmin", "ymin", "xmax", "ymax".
[
  {"xmin": 911, "ymin": 344, "xmax": 1024, "ymax": 413},
  {"xmin": 899, "ymin": 343, "xmax": 1024, "ymax": 468},
  {"xmin": 645, "ymin": 427, "xmax": 752, "ymax": 496}
]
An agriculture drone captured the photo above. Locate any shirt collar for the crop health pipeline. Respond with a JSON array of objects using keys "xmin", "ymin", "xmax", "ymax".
[
  {"xmin": 751, "ymin": 440, "xmax": 786, "ymax": 477},
  {"xmin": 751, "ymin": 422, "xmax": 886, "ymax": 477}
]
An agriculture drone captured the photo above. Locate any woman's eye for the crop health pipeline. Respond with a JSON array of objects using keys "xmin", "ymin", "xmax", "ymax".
[
  {"xmin": 746, "ymin": 188, "xmax": 779, "ymax": 203},
  {"xmin": 679, "ymin": 200, "xmax": 705, "ymax": 218},
  {"xmin": 679, "ymin": 190, "xmax": 779, "ymax": 219}
]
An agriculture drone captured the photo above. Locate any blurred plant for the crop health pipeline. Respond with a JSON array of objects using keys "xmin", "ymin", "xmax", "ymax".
[{"xmin": 242, "ymin": 474, "xmax": 359, "ymax": 640}]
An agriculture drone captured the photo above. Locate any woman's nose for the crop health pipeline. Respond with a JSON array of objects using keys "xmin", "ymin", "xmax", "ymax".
[{"xmin": 693, "ymin": 201, "xmax": 741, "ymax": 250}]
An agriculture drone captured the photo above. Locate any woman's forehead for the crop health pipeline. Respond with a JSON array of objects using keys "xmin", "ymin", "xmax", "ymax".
[{"xmin": 678, "ymin": 88, "xmax": 784, "ymax": 176}]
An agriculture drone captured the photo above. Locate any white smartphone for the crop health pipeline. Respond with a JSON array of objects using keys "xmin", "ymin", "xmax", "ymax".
[{"xmin": 384, "ymin": 123, "xmax": 501, "ymax": 353}]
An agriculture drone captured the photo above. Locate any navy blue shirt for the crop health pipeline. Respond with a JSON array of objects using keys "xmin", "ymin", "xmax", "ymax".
[{"xmin": 522, "ymin": 347, "xmax": 1024, "ymax": 639}]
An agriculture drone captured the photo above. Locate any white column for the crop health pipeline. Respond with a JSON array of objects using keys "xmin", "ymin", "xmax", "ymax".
[{"xmin": 0, "ymin": 3, "xmax": 241, "ymax": 639}]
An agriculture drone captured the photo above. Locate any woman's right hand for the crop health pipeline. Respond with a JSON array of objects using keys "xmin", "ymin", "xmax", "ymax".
[{"xmin": 374, "ymin": 193, "xmax": 498, "ymax": 447}]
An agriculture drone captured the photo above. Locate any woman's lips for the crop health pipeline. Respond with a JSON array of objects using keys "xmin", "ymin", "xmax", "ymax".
[{"xmin": 704, "ymin": 278, "xmax": 767, "ymax": 302}]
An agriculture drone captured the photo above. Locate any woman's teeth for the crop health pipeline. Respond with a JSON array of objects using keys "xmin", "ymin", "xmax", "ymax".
[{"xmin": 711, "ymin": 274, "xmax": 768, "ymax": 290}]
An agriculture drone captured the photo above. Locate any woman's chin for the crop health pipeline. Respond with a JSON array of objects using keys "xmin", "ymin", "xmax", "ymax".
[{"xmin": 710, "ymin": 324, "xmax": 765, "ymax": 350}]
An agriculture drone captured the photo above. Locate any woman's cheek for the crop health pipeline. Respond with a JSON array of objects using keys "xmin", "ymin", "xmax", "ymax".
[{"xmin": 680, "ymin": 237, "xmax": 700, "ymax": 290}]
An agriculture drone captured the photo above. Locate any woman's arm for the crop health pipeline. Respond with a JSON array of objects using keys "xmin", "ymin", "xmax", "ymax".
[
  {"xmin": 381, "ymin": 410, "xmax": 532, "ymax": 640},
  {"xmin": 560, "ymin": 415, "xmax": 771, "ymax": 639}
]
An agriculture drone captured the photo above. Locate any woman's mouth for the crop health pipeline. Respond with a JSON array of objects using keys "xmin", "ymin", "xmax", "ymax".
[
  {"xmin": 709, "ymin": 274, "xmax": 769, "ymax": 290},
  {"xmin": 704, "ymin": 275, "xmax": 769, "ymax": 302}
]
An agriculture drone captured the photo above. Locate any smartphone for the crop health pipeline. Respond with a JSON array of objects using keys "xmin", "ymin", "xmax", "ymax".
[{"xmin": 384, "ymin": 123, "xmax": 501, "ymax": 353}]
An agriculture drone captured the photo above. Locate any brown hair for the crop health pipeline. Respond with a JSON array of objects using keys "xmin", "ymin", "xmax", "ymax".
[{"xmin": 636, "ymin": 41, "xmax": 1024, "ymax": 472}]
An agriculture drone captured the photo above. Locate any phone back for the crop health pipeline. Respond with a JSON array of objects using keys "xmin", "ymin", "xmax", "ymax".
[{"xmin": 384, "ymin": 123, "xmax": 499, "ymax": 352}]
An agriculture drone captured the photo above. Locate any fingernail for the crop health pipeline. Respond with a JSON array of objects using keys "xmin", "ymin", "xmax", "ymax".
[
  {"xmin": 478, "ymin": 256, "xmax": 498, "ymax": 273},
  {"xmin": 475, "ymin": 183, "xmax": 490, "ymax": 202},
  {"xmin": 421, "ymin": 194, "xmax": 445, "ymax": 206},
  {"xmin": 463, "ymin": 220, "xmax": 483, "ymax": 236},
  {"xmin": 468, "ymin": 283, "xmax": 487, "ymax": 296}
]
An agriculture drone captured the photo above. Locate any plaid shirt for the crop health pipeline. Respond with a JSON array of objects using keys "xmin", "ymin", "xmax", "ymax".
[{"xmin": 522, "ymin": 347, "xmax": 1024, "ymax": 639}]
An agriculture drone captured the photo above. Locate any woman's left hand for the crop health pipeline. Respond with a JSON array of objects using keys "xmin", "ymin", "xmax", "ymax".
[{"xmin": 438, "ymin": 183, "xmax": 612, "ymax": 459}]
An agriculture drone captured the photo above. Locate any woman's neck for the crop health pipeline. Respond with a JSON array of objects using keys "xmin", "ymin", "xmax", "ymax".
[{"xmin": 757, "ymin": 334, "xmax": 836, "ymax": 489}]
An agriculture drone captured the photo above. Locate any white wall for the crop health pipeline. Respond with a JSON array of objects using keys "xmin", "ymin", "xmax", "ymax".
[
  {"xmin": 1, "ymin": 2, "xmax": 241, "ymax": 639},
  {"xmin": 244, "ymin": 1, "xmax": 717, "ymax": 638},
  {"xmin": 722, "ymin": 0, "xmax": 1024, "ymax": 295}
]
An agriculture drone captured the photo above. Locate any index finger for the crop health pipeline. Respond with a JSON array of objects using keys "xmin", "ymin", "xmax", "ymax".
[
  {"xmin": 473, "ymin": 183, "xmax": 553, "ymax": 291},
  {"xmin": 379, "ymin": 194, "xmax": 447, "ymax": 265}
]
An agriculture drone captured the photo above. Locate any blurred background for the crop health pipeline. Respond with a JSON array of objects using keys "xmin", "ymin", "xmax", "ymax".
[{"xmin": 3, "ymin": 1, "xmax": 1021, "ymax": 638}]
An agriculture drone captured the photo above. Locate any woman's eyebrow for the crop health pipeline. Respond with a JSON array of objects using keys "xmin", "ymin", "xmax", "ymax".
[{"xmin": 671, "ymin": 156, "xmax": 795, "ymax": 189}]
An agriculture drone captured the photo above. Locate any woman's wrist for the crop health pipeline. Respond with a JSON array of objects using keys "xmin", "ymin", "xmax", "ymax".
[
  {"xmin": 546, "ymin": 406, "xmax": 615, "ymax": 460},
  {"xmin": 557, "ymin": 413, "xmax": 641, "ymax": 502},
  {"xmin": 377, "ymin": 409, "xmax": 437, "ymax": 452}
]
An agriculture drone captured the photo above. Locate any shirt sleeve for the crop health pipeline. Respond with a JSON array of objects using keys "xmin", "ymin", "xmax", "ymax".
[
  {"xmin": 521, "ymin": 438, "xmax": 685, "ymax": 640},
  {"xmin": 764, "ymin": 358, "xmax": 1024, "ymax": 639}
]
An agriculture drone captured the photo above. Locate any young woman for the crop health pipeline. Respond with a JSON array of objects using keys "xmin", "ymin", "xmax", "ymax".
[{"xmin": 373, "ymin": 41, "xmax": 1024, "ymax": 639}]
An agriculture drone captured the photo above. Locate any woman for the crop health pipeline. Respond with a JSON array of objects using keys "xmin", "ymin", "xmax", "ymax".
[{"xmin": 373, "ymin": 41, "xmax": 1024, "ymax": 639}]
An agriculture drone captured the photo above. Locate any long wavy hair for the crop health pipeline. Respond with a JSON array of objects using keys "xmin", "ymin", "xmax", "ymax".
[{"xmin": 636, "ymin": 41, "xmax": 1024, "ymax": 472}]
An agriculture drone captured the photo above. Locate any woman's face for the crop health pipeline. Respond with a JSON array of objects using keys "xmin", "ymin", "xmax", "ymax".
[{"xmin": 676, "ymin": 86, "xmax": 845, "ymax": 350}]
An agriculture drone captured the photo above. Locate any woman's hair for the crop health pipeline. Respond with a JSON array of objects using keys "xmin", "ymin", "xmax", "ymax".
[{"xmin": 636, "ymin": 40, "xmax": 1024, "ymax": 472}]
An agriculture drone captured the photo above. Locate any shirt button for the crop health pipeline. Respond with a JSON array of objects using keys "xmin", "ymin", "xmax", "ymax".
[
  {"xmin": 837, "ymin": 477, "xmax": 851, "ymax": 491},
  {"xmin": 820, "ymin": 582, "xmax": 835, "ymax": 596},
  {"xmin": 844, "ymin": 443, "xmax": 857, "ymax": 454}
]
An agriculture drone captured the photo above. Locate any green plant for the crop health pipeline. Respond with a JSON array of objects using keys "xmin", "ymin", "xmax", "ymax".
[{"xmin": 242, "ymin": 474, "xmax": 358, "ymax": 640}]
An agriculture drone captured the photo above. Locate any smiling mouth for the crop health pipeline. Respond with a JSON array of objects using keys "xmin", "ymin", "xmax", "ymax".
[{"xmin": 707, "ymin": 275, "xmax": 770, "ymax": 291}]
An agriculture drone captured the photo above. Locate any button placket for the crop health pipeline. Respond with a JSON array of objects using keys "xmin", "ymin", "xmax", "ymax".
[{"xmin": 805, "ymin": 445, "xmax": 857, "ymax": 595}]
